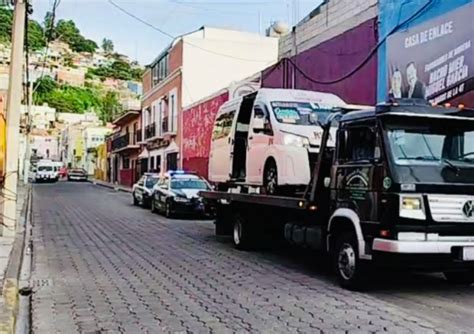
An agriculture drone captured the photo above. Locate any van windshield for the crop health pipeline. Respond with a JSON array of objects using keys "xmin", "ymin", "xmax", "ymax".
[
  {"xmin": 38, "ymin": 166, "xmax": 53, "ymax": 172},
  {"xmin": 271, "ymin": 101, "xmax": 335, "ymax": 125}
]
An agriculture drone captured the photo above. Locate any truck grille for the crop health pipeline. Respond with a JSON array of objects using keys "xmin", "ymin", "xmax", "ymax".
[{"xmin": 428, "ymin": 195, "xmax": 474, "ymax": 223}]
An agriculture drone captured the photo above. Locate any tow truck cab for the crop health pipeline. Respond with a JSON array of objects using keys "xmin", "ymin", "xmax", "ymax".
[
  {"xmin": 203, "ymin": 100, "xmax": 474, "ymax": 289},
  {"xmin": 323, "ymin": 101, "xmax": 474, "ymax": 285}
]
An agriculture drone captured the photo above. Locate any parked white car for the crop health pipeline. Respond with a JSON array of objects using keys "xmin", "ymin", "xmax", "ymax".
[{"xmin": 209, "ymin": 88, "xmax": 368, "ymax": 194}]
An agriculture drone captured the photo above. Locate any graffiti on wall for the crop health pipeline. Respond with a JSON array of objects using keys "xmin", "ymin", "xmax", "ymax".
[{"xmin": 182, "ymin": 92, "xmax": 229, "ymax": 176}]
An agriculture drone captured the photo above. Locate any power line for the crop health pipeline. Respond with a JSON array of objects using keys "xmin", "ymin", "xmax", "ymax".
[
  {"xmin": 284, "ymin": 0, "xmax": 435, "ymax": 85},
  {"xmin": 32, "ymin": 0, "xmax": 62, "ymax": 98},
  {"xmin": 107, "ymin": 0, "xmax": 274, "ymax": 63}
]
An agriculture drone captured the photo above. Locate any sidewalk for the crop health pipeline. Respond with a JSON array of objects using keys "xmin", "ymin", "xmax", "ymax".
[
  {"xmin": 0, "ymin": 183, "xmax": 30, "ymax": 333},
  {"xmin": 91, "ymin": 179, "xmax": 132, "ymax": 193}
]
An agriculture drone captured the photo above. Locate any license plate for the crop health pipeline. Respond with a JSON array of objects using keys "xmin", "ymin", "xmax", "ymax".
[{"xmin": 462, "ymin": 247, "xmax": 474, "ymax": 261}]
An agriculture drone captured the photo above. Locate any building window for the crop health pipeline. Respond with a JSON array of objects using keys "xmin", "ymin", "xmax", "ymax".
[
  {"xmin": 151, "ymin": 54, "xmax": 169, "ymax": 87},
  {"xmin": 166, "ymin": 152, "xmax": 178, "ymax": 171},
  {"xmin": 123, "ymin": 157, "xmax": 130, "ymax": 169},
  {"xmin": 168, "ymin": 90, "xmax": 178, "ymax": 133},
  {"xmin": 150, "ymin": 156, "xmax": 155, "ymax": 171}
]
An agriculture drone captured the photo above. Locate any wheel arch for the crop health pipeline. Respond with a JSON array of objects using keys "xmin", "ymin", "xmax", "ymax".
[{"xmin": 327, "ymin": 208, "xmax": 371, "ymax": 260}]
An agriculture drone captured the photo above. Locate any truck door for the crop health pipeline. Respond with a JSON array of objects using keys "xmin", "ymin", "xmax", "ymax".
[
  {"xmin": 247, "ymin": 104, "xmax": 273, "ymax": 184},
  {"xmin": 209, "ymin": 109, "xmax": 237, "ymax": 183},
  {"xmin": 333, "ymin": 121, "xmax": 380, "ymax": 223}
]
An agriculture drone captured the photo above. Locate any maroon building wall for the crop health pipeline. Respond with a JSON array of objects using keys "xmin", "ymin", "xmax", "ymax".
[
  {"xmin": 263, "ymin": 19, "xmax": 378, "ymax": 105},
  {"xmin": 182, "ymin": 91, "xmax": 229, "ymax": 178}
]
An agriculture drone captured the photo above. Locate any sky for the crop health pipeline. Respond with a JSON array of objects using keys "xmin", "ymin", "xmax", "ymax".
[{"xmin": 31, "ymin": 0, "xmax": 322, "ymax": 65}]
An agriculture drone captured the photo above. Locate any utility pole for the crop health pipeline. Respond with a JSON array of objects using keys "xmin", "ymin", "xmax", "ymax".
[{"xmin": 2, "ymin": 0, "xmax": 27, "ymax": 236}]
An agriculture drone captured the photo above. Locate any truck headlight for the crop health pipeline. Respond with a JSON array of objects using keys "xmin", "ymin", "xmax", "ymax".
[
  {"xmin": 399, "ymin": 195, "xmax": 426, "ymax": 220},
  {"xmin": 283, "ymin": 134, "xmax": 309, "ymax": 147}
]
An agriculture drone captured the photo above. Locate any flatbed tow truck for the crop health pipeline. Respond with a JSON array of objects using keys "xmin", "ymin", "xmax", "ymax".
[{"xmin": 201, "ymin": 100, "xmax": 474, "ymax": 289}]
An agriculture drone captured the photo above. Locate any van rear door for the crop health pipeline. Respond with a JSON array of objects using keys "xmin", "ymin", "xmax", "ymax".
[{"xmin": 209, "ymin": 107, "xmax": 238, "ymax": 183}]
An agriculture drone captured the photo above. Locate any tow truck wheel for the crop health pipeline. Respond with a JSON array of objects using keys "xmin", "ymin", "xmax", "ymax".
[
  {"xmin": 444, "ymin": 270, "xmax": 474, "ymax": 285},
  {"xmin": 233, "ymin": 214, "xmax": 252, "ymax": 250},
  {"xmin": 334, "ymin": 231, "xmax": 367, "ymax": 290}
]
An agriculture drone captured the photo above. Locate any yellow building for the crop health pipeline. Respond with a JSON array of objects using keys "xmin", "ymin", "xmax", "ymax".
[{"xmin": 94, "ymin": 143, "xmax": 107, "ymax": 181}]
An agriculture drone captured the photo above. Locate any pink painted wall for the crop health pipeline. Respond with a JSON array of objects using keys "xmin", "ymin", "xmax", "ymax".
[
  {"xmin": 262, "ymin": 19, "xmax": 378, "ymax": 105},
  {"xmin": 182, "ymin": 91, "xmax": 229, "ymax": 178}
]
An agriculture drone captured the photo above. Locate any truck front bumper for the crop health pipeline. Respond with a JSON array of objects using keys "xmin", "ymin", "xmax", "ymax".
[
  {"xmin": 372, "ymin": 234, "xmax": 474, "ymax": 270},
  {"xmin": 373, "ymin": 238, "xmax": 474, "ymax": 254}
]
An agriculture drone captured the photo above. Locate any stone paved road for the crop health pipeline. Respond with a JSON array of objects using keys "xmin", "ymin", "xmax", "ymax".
[{"xmin": 30, "ymin": 183, "xmax": 474, "ymax": 333}]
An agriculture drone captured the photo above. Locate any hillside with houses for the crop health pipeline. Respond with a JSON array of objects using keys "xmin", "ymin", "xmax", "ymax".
[{"xmin": 0, "ymin": 5, "xmax": 144, "ymax": 175}]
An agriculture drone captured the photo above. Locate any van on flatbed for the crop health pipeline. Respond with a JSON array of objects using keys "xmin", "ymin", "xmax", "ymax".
[{"xmin": 201, "ymin": 100, "xmax": 474, "ymax": 289}]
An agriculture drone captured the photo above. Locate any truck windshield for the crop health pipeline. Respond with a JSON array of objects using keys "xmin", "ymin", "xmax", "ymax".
[
  {"xmin": 271, "ymin": 101, "xmax": 335, "ymax": 125},
  {"xmin": 38, "ymin": 166, "xmax": 53, "ymax": 172},
  {"xmin": 387, "ymin": 123, "xmax": 474, "ymax": 165},
  {"xmin": 384, "ymin": 116, "xmax": 474, "ymax": 183}
]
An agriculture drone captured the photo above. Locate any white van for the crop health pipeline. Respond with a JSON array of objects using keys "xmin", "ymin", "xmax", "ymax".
[
  {"xmin": 209, "ymin": 88, "xmax": 365, "ymax": 194},
  {"xmin": 35, "ymin": 160, "xmax": 59, "ymax": 183}
]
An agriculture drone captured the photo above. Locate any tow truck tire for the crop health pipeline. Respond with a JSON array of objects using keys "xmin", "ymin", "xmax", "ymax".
[
  {"xmin": 233, "ymin": 214, "xmax": 253, "ymax": 250},
  {"xmin": 443, "ymin": 270, "xmax": 474, "ymax": 285},
  {"xmin": 133, "ymin": 193, "xmax": 139, "ymax": 206},
  {"xmin": 334, "ymin": 231, "xmax": 367, "ymax": 290}
]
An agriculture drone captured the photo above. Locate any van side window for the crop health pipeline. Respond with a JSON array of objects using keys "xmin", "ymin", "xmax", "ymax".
[
  {"xmin": 212, "ymin": 110, "xmax": 235, "ymax": 140},
  {"xmin": 338, "ymin": 126, "xmax": 376, "ymax": 162},
  {"xmin": 254, "ymin": 105, "xmax": 273, "ymax": 135}
]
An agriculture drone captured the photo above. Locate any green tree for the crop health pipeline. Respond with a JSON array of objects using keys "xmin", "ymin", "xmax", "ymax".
[
  {"xmin": 0, "ymin": 7, "xmax": 13, "ymax": 44},
  {"xmin": 101, "ymin": 38, "xmax": 114, "ymax": 53},
  {"xmin": 101, "ymin": 91, "xmax": 121, "ymax": 123},
  {"xmin": 55, "ymin": 19, "xmax": 80, "ymax": 45},
  {"xmin": 43, "ymin": 11, "xmax": 55, "ymax": 40},
  {"xmin": 110, "ymin": 60, "xmax": 132, "ymax": 80},
  {"xmin": 34, "ymin": 76, "xmax": 58, "ymax": 98},
  {"xmin": 74, "ymin": 38, "xmax": 97, "ymax": 53},
  {"xmin": 27, "ymin": 20, "xmax": 46, "ymax": 51}
]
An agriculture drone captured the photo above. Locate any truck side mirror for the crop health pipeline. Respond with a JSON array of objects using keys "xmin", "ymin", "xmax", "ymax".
[{"xmin": 252, "ymin": 117, "xmax": 265, "ymax": 131}]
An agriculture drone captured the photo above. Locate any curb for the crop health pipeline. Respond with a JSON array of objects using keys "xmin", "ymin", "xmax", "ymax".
[
  {"xmin": 0, "ymin": 185, "xmax": 31, "ymax": 334},
  {"xmin": 90, "ymin": 180, "xmax": 132, "ymax": 193}
]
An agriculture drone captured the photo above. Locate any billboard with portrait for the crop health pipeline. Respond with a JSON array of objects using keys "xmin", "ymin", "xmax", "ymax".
[{"xmin": 386, "ymin": 3, "xmax": 473, "ymax": 104}]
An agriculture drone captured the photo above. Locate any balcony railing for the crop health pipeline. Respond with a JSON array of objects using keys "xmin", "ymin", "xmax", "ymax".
[
  {"xmin": 112, "ymin": 133, "xmax": 131, "ymax": 151},
  {"xmin": 145, "ymin": 123, "xmax": 156, "ymax": 140}
]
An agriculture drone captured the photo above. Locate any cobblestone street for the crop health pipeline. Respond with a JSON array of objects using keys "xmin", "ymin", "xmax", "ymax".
[{"xmin": 30, "ymin": 183, "xmax": 474, "ymax": 333}]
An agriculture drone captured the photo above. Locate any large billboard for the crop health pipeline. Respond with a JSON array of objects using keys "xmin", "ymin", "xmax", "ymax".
[{"xmin": 386, "ymin": 3, "xmax": 473, "ymax": 104}]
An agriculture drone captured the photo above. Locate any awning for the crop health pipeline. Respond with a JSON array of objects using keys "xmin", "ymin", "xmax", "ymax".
[
  {"xmin": 164, "ymin": 140, "xmax": 179, "ymax": 153},
  {"xmin": 138, "ymin": 147, "xmax": 149, "ymax": 159}
]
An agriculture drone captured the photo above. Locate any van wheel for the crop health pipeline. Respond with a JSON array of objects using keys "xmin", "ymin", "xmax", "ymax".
[
  {"xmin": 262, "ymin": 160, "xmax": 278, "ymax": 195},
  {"xmin": 133, "ymin": 193, "xmax": 139, "ymax": 206},
  {"xmin": 334, "ymin": 231, "xmax": 368, "ymax": 290},
  {"xmin": 444, "ymin": 270, "xmax": 474, "ymax": 285},
  {"xmin": 233, "ymin": 214, "xmax": 253, "ymax": 250}
]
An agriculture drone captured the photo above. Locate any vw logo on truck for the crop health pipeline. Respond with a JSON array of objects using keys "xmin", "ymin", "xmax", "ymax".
[{"xmin": 463, "ymin": 200, "xmax": 474, "ymax": 219}]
